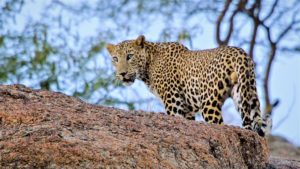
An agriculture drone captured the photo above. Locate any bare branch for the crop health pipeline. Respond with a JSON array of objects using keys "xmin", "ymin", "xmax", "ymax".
[
  {"xmin": 225, "ymin": 7, "xmax": 240, "ymax": 44},
  {"xmin": 262, "ymin": 10, "xmax": 300, "ymax": 119},
  {"xmin": 262, "ymin": 23, "xmax": 274, "ymax": 43},
  {"xmin": 272, "ymin": 85, "xmax": 296, "ymax": 131},
  {"xmin": 248, "ymin": 22, "xmax": 259, "ymax": 59},
  {"xmin": 216, "ymin": 0, "xmax": 248, "ymax": 46},
  {"xmin": 216, "ymin": 0, "xmax": 232, "ymax": 45},
  {"xmin": 244, "ymin": 2, "xmax": 300, "ymax": 125},
  {"xmin": 263, "ymin": 42, "xmax": 276, "ymax": 119},
  {"xmin": 262, "ymin": 0, "xmax": 278, "ymax": 21},
  {"xmin": 275, "ymin": 13, "xmax": 300, "ymax": 43},
  {"xmin": 248, "ymin": 0, "xmax": 261, "ymax": 59},
  {"xmin": 278, "ymin": 46, "xmax": 300, "ymax": 53}
]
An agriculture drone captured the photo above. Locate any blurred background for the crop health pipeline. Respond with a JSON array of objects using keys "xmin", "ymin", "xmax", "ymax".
[{"xmin": 1, "ymin": 0, "xmax": 299, "ymax": 149}]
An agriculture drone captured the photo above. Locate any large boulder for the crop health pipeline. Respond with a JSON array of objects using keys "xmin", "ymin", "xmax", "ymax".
[{"xmin": 0, "ymin": 85, "xmax": 272, "ymax": 168}]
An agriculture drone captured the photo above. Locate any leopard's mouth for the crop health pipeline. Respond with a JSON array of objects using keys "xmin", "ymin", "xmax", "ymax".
[
  {"xmin": 121, "ymin": 75, "xmax": 136, "ymax": 86},
  {"xmin": 123, "ymin": 78, "xmax": 135, "ymax": 83}
]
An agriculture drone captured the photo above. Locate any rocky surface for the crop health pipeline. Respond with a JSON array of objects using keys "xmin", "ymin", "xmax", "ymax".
[
  {"xmin": 268, "ymin": 157, "xmax": 300, "ymax": 169},
  {"xmin": 0, "ymin": 84, "xmax": 297, "ymax": 168},
  {"xmin": 268, "ymin": 135, "xmax": 300, "ymax": 161}
]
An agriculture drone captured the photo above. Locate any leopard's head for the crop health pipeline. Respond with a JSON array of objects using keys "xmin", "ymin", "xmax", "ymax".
[{"xmin": 106, "ymin": 35, "xmax": 148, "ymax": 86}]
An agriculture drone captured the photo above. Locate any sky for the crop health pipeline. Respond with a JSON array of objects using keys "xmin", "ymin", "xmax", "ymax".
[{"xmin": 3, "ymin": 0, "xmax": 300, "ymax": 146}]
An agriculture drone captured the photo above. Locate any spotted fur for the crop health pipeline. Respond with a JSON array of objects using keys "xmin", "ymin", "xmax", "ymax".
[{"xmin": 106, "ymin": 35, "xmax": 266, "ymax": 136}]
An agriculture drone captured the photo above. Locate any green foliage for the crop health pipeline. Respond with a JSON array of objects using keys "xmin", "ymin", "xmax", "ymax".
[
  {"xmin": 1, "ymin": 0, "xmax": 185, "ymax": 109},
  {"xmin": 0, "ymin": 36, "xmax": 4, "ymax": 46}
]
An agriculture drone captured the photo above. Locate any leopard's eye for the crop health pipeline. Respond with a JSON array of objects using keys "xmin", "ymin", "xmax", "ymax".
[
  {"xmin": 112, "ymin": 57, "xmax": 118, "ymax": 62},
  {"xmin": 127, "ymin": 54, "xmax": 133, "ymax": 61}
]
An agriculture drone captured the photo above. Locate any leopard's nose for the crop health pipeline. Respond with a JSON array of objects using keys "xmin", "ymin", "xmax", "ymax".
[{"xmin": 119, "ymin": 72, "xmax": 127, "ymax": 77}]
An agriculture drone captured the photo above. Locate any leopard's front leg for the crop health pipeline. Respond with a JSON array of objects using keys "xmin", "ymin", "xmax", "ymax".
[{"xmin": 162, "ymin": 92, "xmax": 195, "ymax": 120}]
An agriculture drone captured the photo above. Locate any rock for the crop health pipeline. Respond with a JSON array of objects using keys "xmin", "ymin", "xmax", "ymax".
[
  {"xmin": 0, "ymin": 84, "xmax": 271, "ymax": 168},
  {"xmin": 268, "ymin": 157, "xmax": 300, "ymax": 169},
  {"xmin": 268, "ymin": 135, "xmax": 300, "ymax": 161}
]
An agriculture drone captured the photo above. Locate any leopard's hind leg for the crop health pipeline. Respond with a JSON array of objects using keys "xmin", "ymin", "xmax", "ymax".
[{"xmin": 232, "ymin": 54, "xmax": 266, "ymax": 137}]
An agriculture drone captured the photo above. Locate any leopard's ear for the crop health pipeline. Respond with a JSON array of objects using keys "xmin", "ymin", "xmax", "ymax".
[
  {"xmin": 135, "ymin": 35, "xmax": 145, "ymax": 48},
  {"xmin": 106, "ymin": 43, "xmax": 115, "ymax": 54}
]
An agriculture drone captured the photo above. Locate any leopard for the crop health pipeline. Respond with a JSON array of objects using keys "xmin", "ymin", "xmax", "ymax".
[{"xmin": 106, "ymin": 35, "xmax": 267, "ymax": 137}]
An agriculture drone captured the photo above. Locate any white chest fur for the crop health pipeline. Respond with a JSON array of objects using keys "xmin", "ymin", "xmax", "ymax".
[{"xmin": 149, "ymin": 87, "xmax": 163, "ymax": 104}]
